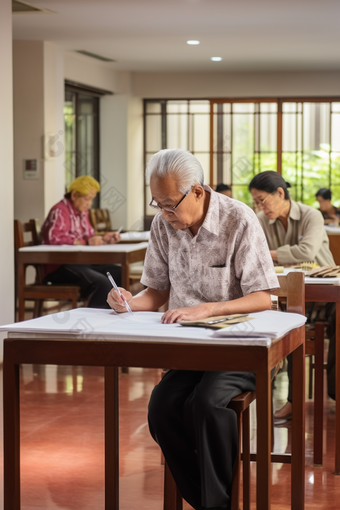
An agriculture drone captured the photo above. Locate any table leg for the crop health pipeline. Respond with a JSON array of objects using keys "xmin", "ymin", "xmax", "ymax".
[
  {"xmin": 18, "ymin": 261, "xmax": 25, "ymax": 322},
  {"xmin": 314, "ymin": 322, "xmax": 324, "ymax": 466},
  {"xmin": 122, "ymin": 261, "xmax": 130, "ymax": 292},
  {"xmin": 336, "ymin": 302, "xmax": 340, "ymax": 474},
  {"xmin": 3, "ymin": 345, "xmax": 20, "ymax": 510},
  {"xmin": 291, "ymin": 342, "xmax": 305, "ymax": 510},
  {"xmin": 105, "ymin": 366, "xmax": 119, "ymax": 510},
  {"xmin": 256, "ymin": 362, "xmax": 271, "ymax": 510}
]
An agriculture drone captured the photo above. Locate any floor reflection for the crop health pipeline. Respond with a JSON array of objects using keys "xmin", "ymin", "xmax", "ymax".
[{"xmin": 0, "ymin": 363, "xmax": 339, "ymax": 509}]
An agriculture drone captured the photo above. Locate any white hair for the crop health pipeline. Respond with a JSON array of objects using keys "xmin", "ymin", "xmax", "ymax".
[{"xmin": 145, "ymin": 149, "xmax": 204, "ymax": 193}]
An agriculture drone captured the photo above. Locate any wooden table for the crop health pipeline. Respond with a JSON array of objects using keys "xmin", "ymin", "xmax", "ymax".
[
  {"xmin": 2, "ymin": 310, "xmax": 305, "ymax": 510},
  {"xmin": 17, "ymin": 243, "xmax": 148, "ymax": 319},
  {"xmin": 305, "ymin": 283, "xmax": 340, "ymax": 474}
]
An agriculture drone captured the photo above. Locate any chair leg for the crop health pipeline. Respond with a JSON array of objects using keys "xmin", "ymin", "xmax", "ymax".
[
  {"xmin": 18, "ymin": 296, "xmax": 25, "ymax": 322},
  {"xmin": 271, "ymin": 390, "xmax": 274, "ymax": 452},
  {"xmin": 71, "ymin": 294, "xmax": 78, "ymax": 309},
  {"xmin": 164, "ymin": 460, "xmax": 182, "ymax": 510},
  {"xmin": 33, "ymin": 299, "xmax": 43, "ymax": 318},
  {"xmin": 308, "ymin": 355, "xmax": 313, "ymax": 399},
  {"xmin": 230, "ymin": 411, "xmax": 242, "ymax": 510},
  {"xmin": 314, "ymin": 322, "xmax": 324, "ymax": 466},
  {"xmin": 242, "ymin": 406, "xmax": 251, "ymax": 510}
]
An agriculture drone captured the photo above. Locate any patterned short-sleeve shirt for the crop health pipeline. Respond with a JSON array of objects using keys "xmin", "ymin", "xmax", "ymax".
[{"xmin": 141, "ymin": 186, "xmax": 279, "ymax": 309}]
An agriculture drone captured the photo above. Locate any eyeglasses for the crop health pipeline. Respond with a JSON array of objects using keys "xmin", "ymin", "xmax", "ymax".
[
  {"xmin": 149, "ymin": 189, "xmax": 191, "ymax": 212},
  {"xmin": 253, "ymin": 191, "xmax": 277, "ymax": 209}
]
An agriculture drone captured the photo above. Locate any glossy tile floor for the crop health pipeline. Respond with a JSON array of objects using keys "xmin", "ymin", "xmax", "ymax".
[{"xmin": 1, "ymin": 361, "xmax": 340, "ymax": 509}]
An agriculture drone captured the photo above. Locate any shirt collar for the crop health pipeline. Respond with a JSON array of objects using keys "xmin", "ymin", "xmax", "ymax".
[
  {"xmin": 64, "ymin": 197, "xmax": 82, "ymax": 217},
  {"xmin": 200, "ymin": 185, "xmax": 220, "ymax": 236},
  {"xmin": 268, "ymin": 199, "xmax": 300, "ymax": 224}
]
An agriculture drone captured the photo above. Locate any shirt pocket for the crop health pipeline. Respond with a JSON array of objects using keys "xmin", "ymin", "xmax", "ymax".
[{"xmin": 197, "ymin": 265, "xmax": 230, "ymax": 303}]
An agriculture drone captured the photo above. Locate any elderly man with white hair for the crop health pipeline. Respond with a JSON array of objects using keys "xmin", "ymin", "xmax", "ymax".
[{"xmin": 107, "ymin": 149, "xmax": 279, "ymax": 510}]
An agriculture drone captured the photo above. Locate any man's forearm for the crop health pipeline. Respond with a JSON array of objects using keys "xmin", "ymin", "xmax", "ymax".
[
  {"xmin": 207, "ymin": 290, "xmax": 272, "ymax": 317},
  {"xmin": 130, "ymin": 287, "xmax": 169, "ymax": 311}
]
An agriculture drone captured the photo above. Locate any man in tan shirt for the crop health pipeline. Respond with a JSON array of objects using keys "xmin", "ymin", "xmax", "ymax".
[{"xmin": 108, "ymin": 149, "xmax": 279, "ymax": 510}]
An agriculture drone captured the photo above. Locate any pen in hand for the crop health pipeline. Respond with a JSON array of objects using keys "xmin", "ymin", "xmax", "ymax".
[{"xmin": 106, "ymin": 272, "xmax": 133, "ymax": 314}]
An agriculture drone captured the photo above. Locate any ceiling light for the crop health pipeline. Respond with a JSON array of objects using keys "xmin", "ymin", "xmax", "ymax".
[
  {"xmin": 187, "ymin": 40, "xmax": 200, "ymax": 45},
  {"xmin": 211, "ymin": 57, "xmax": 222, "ymax": 61}
]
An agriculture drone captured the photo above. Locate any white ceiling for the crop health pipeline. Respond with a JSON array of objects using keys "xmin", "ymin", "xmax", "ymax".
[{"xmin": 12, "ymin": 0, "xmax": 340, "ymax": 72}]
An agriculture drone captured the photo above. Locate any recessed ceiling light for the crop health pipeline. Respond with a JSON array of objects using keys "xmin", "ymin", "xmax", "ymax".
[
  {"xmin": 211, "ymin": 56, "xmax": 222, "ymax": 61},
  {"xmin": 187, "ymin": 40, "xmax": 200, "ymax": 45}
]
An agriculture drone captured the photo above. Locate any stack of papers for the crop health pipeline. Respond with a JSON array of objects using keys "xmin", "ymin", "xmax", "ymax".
[
  {"xmin": 179, "ymin": 314, "xmax": 253, "ymax": 329},
  {"xmin": 212, "ymin": 310, "xmax": 306, "ymax": 340},
  {"xmin": 282, "ymin": 267, "xmax": 340, "ymax": 285},
  {"xmin": 0, "ymin": 309, "xmax": 306, "ymax": 347}
]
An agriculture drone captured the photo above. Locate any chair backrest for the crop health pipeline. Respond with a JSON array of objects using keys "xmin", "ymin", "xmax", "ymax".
[
  {"xmin": 14, "ymin": 219, "xmax": 43, "ymax": 284},
  {"xmin": 14, "ymin": 219, "xmax": 41, "ymax": 252},
  {"xmin": 88, "ymin": 208, "xmax": 112, "ymax": 233},
  {"xmin": 271, "ymin": 272, "xmax": 305, "ymax": 316},
  {"xmin": 327, "ymin": 233, "xmax": 340, "ymax": 265}
]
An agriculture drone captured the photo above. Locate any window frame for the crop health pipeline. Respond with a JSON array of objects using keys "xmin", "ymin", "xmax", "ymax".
[{"xmin": 144, "ymin": 96, "xmax": 340, "ymax": 225}]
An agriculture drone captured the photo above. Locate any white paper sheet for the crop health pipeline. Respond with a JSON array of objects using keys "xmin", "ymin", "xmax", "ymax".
[
  {"xmin": 0, "ymin": 309, "xmax": 306, "ymax": 347},
  {"xmin": 120, "ymin": 231, "xmax": 150, "ymax": 242},
  {"xmin": 19, "ymin": 242, "xmax": 148, "ymax": 253},
  {"xmin": 325, "ymin": 226, "xmax": 340, "ymax": 234}
]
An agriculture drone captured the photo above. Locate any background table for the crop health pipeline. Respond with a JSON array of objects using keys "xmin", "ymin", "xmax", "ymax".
[
  {"xmin": 282, "ymin": 267, "xmax": 340, "ymax": 473},
  {"xmin": 305, "ymin": 283, "xmax": 340, "ymax": 474},
  {"xmin": 17, "ymin": 243, "xmax": 148, "ymax": 318},
  {"xmin": 2, "ymin": 309, "xmax": 305, "ymax": 510}
]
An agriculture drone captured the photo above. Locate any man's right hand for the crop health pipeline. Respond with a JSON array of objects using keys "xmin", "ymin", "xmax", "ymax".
[{"xmin": 107, "ymin": 287, "xmax": 133, "ymax": 312}]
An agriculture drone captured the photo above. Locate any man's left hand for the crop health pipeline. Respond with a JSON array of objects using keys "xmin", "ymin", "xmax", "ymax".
[{"xmin": 161, "ymin": 303, "xmax": 215, "ymax": 324}]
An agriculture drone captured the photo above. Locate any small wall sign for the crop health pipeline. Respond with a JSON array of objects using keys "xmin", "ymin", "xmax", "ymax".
[{"xmin": 24, "ymin": 159, "xmax": 39, "ymax": 180}]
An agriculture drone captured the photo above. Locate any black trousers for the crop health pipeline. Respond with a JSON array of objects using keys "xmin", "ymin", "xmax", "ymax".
[
  {"xmin": 148, "ymin": 370, "xmax": 256, "ymax": 510},
  {"xmin": 45, "ymin": 264, "xmax": 121, "ymax": 309}
]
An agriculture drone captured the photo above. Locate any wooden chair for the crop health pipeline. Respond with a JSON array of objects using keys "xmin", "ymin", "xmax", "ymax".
[
  {"xmin": 14, "ymin": 219, "xmax": 81, "ymax": 321},
  {"xmin": 305, "ymin": 322, "xmax": 325, "ymax": 465},
  {"xmin": 88, "ymin": 208, "xmax": 112, "ymax": 235},
  {"xmin": 129, "ymin": 261, "xmax": 144, "ymax": 287},
  {"xmin": 163, "ymin": 272, "xmax": 305, "ymax": 510},
  {"xmin": 327, "ymin": 232, "xmax": 340, "ymax": 265},
  {"xmin": 274, "ymin": 282, "xmax": 325, "ymax": 466}
]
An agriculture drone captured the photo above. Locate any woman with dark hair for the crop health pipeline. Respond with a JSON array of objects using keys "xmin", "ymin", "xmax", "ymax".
[
  {"xmin": 215, "ymin": 183, "xmax": 232, "ymax": 197},
  {"xmin": 249, "ymin": 171, "xmax": 336, "ymax": 419},
  {"xmin": 249, "ymin": 171, "xmax": 334, "ymax": 267},
  {"xmin": 316, "ymin": 188, "xmax": 340, "ymax": 225}
]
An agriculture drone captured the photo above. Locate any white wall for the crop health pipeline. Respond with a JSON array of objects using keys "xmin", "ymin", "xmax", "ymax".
[
  {"xmin": 132, "ymin": 70, "xmax": 340, "ymax": 98},
  {"xmin": 0, "ymin": 0, "xmax": 14, "ymax": 332},
  {"xmin": 64, "ymin": 51, "xmax": 117, "ymax": 93},
  {"xmin": 100, "ymin": 95, "xmax": 129, "ymax": 229},
  {"xmin": 13, "ymin": 41, "xmax": 67, "ymax": 226},
  {"xmin": 100, "ymin": 71, "xmax": 143, "ymax": 232},
  {"xmin": 43, "ymin": 42, "xmax": 66, "ymax": 217},
  {"xmin": 127, "ymin": 96, "xmax": 144, "ymax": 230},
  {"xmin": 13, "ymin": 41, "xmax": 45, "ymax": 225}
]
